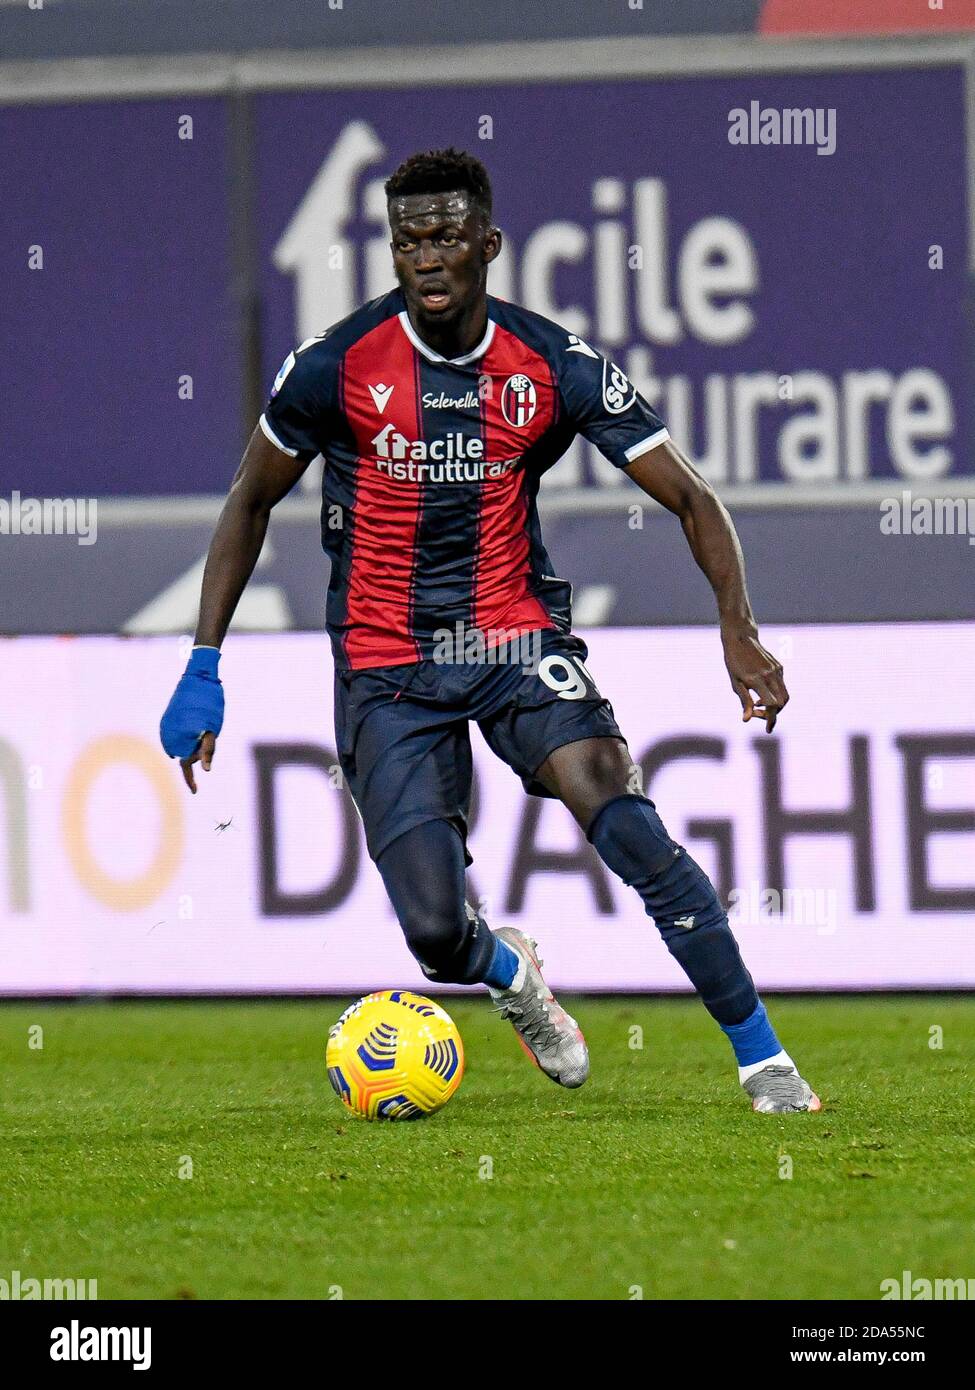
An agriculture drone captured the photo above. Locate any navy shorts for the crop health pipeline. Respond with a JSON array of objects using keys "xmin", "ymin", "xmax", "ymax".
[{"xmin": 334, "ymin": 630, "xmax": 624, "ymax": 863}]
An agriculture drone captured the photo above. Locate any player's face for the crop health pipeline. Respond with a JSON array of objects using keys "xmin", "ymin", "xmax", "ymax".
[{"xmin": 388, "ymin": 191, "xmax": 499, "ymax": 329}]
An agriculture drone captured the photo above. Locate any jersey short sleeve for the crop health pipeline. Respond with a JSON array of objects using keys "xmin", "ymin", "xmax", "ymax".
[
  {"xmin": 259, "ymin": 335, "xmax": 337, "ymax": 462},
  {"xmin": 555, "ymin": 334, "xmax": 669, "ymax": 469}
]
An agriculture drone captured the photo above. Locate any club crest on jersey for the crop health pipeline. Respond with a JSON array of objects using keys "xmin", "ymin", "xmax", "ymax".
[
  {"xmin": 501, "ymin": 374, "xmax": 537, "ymax": 428},
  {"xmin": 602, "ymin": 359, "xmax": 637, "ymax": 414}
]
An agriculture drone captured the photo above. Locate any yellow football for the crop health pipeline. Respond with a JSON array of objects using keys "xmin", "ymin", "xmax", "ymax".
[{"xmin": 325, "ymin": 990, "xmax": 465, "ymax": 1120}]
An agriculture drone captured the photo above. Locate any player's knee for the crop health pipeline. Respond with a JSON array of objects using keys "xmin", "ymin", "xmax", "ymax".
[
  {"xmin": 588, "ymin": 793, "xmax": 681, "ymax": 885},
  {"xmin": 588, "ymin": 793, "xmax": 725, "ymax": 934},
  {"xmin": 399, "ymin": 902, "xmax": 463, "ymax": 968},
  {"xmin": 376, "ymin": 820, "xmax": 486, "ymax": 982},
  {"xmin": 400, "ymin": 904, "xmax": 489, "ymax": 986}
]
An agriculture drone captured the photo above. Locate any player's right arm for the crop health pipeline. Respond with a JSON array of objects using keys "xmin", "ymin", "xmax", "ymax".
[
  {"xmin": 159, "ymin": 428, "xmax": 314, "ymax": 792},
  {"xmin": 194, "ymin": 426, "xmax": 311, "ymax": 652},
  {"xmin": 160, "ymin": 337, "xmax": 331, "ymax": 791}
]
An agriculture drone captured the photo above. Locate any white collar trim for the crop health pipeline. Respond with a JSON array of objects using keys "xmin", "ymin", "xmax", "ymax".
[{"xmin": 398, "ymin": 310, "xmax": 495, "ymax": 365}]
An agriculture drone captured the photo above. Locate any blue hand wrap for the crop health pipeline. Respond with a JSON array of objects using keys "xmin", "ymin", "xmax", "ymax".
[{"xmin": 159, "ymin": 646, "xmax": 224, "ymax": 759}]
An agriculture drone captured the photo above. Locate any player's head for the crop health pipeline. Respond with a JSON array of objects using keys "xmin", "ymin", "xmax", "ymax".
[{"xmin": 385, "ymin": 148, "xmax": 501, "ymax": 330}]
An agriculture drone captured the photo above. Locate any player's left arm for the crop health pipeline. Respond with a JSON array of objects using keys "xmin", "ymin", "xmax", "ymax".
[
  {"xmin": 624, "ymin": 440, "xmax": 787, "ymax": 732},
  {"xmin": 555, "ymin": 339, "xmax": 787, "ymax": 732}
]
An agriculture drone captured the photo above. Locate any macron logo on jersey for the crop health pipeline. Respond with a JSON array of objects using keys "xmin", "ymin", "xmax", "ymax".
[
  {"xmin": 368, "ymin": 382, "xmax": 395, "ymax": 413},
  {"xmin": 565, "ymin": 334, "xmax": 599, "ymax": 358}
]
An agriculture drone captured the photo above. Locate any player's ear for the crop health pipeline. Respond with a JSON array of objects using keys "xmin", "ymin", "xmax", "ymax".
[{"xmin": 483, "ymin": 225, "xmax": 502, "ymax": 265}]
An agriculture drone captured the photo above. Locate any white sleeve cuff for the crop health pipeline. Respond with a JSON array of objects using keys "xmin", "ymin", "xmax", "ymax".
[
  {"xmin": 623, "ymin": 427, "xmax": 670, "ymax": 463},
  {"xmin": 259, "ymin": 413, "xmax": 300, "ymax": 458}
]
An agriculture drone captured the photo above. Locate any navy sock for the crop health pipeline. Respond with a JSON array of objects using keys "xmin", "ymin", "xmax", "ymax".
[{"xmin": 588, "ymin": 794, "xmax": 758, "ymax": 1026}]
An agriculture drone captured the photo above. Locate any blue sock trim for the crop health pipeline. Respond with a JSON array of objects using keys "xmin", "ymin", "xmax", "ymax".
[
  {"xmin": 483, "ymin": 937, "xmax": 519, "ymax": 989},
  {"xmin": 720, "ymin": 1000, "xmax": 781, "ymax": 1066}
]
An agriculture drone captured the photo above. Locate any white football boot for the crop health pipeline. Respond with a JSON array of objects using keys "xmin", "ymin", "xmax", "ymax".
[{"xmin": 488, "ymin": 927, "xmax": 589, "ymax": 1089}]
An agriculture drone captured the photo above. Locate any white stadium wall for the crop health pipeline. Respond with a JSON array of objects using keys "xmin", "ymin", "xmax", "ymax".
[{"xmin": 1, "ymin": 625, "xmax": 972, "ymax": 995}]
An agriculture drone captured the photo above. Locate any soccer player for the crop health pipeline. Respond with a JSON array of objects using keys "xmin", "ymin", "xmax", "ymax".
[{"xmin": 161, "ymin": 148, "xmax": 820, "ymax": 1114}]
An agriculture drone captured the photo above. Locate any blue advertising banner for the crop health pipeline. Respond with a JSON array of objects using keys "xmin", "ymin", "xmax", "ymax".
[
  {"xmin": 255, "ymin": 63, "xmax": 971, "ymax": 504},
  {"xmin": 1, "ymin": 97, "xmax": 242, "ymax": 498},
  {"xmin": 1, "ymin": 55, "xmax": 971, "ymax": 518}
]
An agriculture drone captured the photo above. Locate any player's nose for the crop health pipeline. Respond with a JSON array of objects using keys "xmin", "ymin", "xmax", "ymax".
[{"xmin": 414, "ymin": 241, "xmax": 442, "ymax": 273}]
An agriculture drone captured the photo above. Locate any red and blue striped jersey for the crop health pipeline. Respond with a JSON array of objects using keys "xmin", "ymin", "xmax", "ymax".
[{"xmin": 260, "ymin": 289, "xmax": 669, "ymax": 670}]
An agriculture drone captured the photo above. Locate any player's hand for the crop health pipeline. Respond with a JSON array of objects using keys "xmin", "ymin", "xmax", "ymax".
[
  {"xmin": 180, "ymin": 730, "xmax": 217, "ymax": 794},
  {"xmin": 720, "ymin": 621, "xmax": 788, "ymax": 733},
  {"xmin": 159, "ymin": 646, "xmax": 225, "ymax": 792}
]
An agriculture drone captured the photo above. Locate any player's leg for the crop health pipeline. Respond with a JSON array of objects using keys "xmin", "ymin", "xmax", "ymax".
[
  {"xmin": 335, "ymin": 665, "xmax": 586, "ymax": 1086},
  {"xmin": 477, "ymin": 633, "xmax": 818, "ymax": 1112},
  {"xmin": 536, "ymin": 734, "xmax": 820, "ymax": 1113},
  {"xmin": 375, "ymin": 818, "xmax": 515, "ymax": 987},
  {"xmin": 377, "ymin": 823, "xmax": 588, "ymax": 1088},
  {"xmin": 339, "ymin": 681, "xmax": 515, "ymax": 987}
]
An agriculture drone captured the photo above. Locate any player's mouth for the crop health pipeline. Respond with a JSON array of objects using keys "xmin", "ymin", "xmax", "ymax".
[{"xmin": 418, "ymin": 282, "xmax": 452, "ymax": 313}]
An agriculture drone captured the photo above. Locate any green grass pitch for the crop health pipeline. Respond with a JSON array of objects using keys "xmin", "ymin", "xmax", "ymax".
[{"xmin": 1, "ymin": 996, "xmax": 972, "ymax": 1300}]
